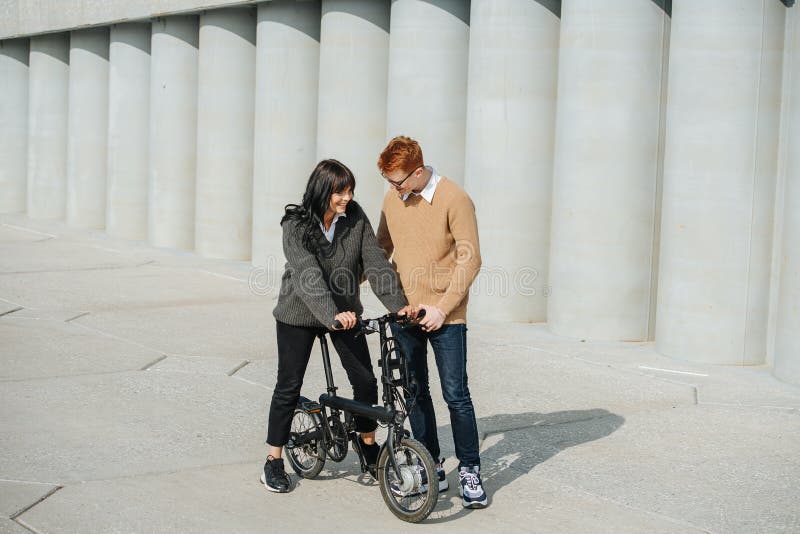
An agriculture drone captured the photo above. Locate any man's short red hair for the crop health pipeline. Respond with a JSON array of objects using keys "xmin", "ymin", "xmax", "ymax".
[{"xmin": 377, "ymin": 136, "xmax": 424, "ymax": 174}]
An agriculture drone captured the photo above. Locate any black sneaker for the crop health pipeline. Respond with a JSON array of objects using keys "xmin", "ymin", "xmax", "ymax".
[
  {"xmin": 357, "ymin": 435, "xmax": 380, "ymax": 478},
  {"xmin": 260, "ymin": 457, "xmax": 291, "ymax": 493},
  {"xmin": 434, "ymin": 462, "xmax": 448, "ymax": 491},
  {"xmin": 421, "ymin": 459, "xmax": 449, "ymax": 492},
  {"xmin": 458, "ymin": 466, "xmax": 487, "ymax": 508}
]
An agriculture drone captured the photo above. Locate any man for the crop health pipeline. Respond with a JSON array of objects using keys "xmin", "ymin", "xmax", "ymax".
[{"xmin": 376, "ymin": 135, "xmax": 487, "ymax": 508}]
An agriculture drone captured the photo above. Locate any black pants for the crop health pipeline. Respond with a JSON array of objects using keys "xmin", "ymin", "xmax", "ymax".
[{"xmin": 267, "ymin": 320, "xmax": 378, "ymax": 447}]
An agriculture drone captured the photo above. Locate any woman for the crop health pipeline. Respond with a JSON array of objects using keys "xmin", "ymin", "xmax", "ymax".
[{"xmin": 261, "ymin": 159, "xmax": 410, "ymax": 493}]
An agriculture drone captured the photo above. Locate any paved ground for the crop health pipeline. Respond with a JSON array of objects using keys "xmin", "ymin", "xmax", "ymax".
[{"xmin": 1, "ymin": 213, "xmax": 799, "ymax": 533}]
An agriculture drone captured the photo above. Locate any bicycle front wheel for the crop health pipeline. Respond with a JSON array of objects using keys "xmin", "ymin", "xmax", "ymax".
[
  {"xmin": 377, "ymin": 437, "xmax": 439, "ymax": 523},
  {"xmin": 286, "ymin": 407, "xmax": 325, "ymax": 479}
]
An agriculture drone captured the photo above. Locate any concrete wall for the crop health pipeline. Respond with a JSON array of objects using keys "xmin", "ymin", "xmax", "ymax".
[
  {"xmin": 0, "ymin": 0, "xmax": 257, "ymax": 39},
  {"xmin": 2, "ymin": 0, "xmax": 800, "ymax": 386},
  {"xmin": 26, "ymin": 33, "xmax": 69, "ymax": 219},
  {"xmin": 774, "ymin": 6, "xmax": 800, "ymax": 384},
  {"xmin": 548, "ymin": 0, "xmax": 669, "ymax": 341},
  {"xmin": 107, "ymin": 23, "xmax": 151, "ymax": 240},
  {"xmin": 251, "ymin": 0, "xmax": 319, "ymax": 267},
  {"xmin": 464, "ymin": 0, "xmax": 560, "ymax": 323},
  {"xmin": 66, "ymin": 28, "xmax": 110, "ymax": 230},
  {"xmin": 386, "ymin": 0, "xmax": 470, "ymax": 183},
  {"xmin": 656, "ymin": 0, "xmax": 785, "ymax": 365},
  {"xmin": 148, "ymin": 15, "xmax": 199, "ymax": 250},
  {"xmin": 316, "ymin": 0, "xmax": 389, "ymax": 222},
  {"xmin": 194, "ymin": 8, "xmax": 256, "ymax": 260},
  {"xmin": 0, "ymin": 38, "xmax": 28, "ymax": 213}
]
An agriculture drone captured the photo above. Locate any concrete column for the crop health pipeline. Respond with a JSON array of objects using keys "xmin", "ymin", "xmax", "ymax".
[
  {"xmin": 27, "ymin": 34, "xmax": 69, "ymax": 219},
  {"xmin": 195, "ymin": 8, "xmax": 256, "ymax": 260},
  {"xmin": 253, "ymin": 0, "xmax": 320, "ymax": 267},
  {"xmin": 317, "ymin": 0, "xmax": 389, "ymax": 221},
  {"xmin": 774, "ymin": 8, "xmax": 800, "ymax": 384},
  {"xmin": 66, "ymin": 28, "xmax": 109, "ymax": 229},
  {"xmin": 386, "ymin": 0, "xmax": 469, "ymax": 183},
  {"xmin": 0, "ymin": 39, "xmax": 29, "ymax": 213},
  {"xmin": 463, "ymin": 0, "xmax": 560, "ymax": 323},
  {"xmin": 107, "ymin": 23, "xmax": 150, "ymax": 240},
  {"xmin": 656, "ymin": 1, "xmax": 785, "ymax": 365},
  {"xmin": 546, "ymin": 0, "xmax": 669, "ymax": 341},
  {"xmin": 148, "ymin": 16, "xmax": 198, "ymax": 250}
]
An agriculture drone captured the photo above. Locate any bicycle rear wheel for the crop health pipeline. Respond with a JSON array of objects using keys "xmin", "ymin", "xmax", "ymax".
[
  {"xmin": 286, "ymin": 408, "xmax": 325, "ymax": 478},
  {"xmin": 377, "ymin": 437, "xmax": 439, "ymax": 523}
]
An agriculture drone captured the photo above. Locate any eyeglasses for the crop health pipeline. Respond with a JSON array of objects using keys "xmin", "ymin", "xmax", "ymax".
[{"xmin": 382, "ymin": 166, "xmax": 422, "ymax": 188}]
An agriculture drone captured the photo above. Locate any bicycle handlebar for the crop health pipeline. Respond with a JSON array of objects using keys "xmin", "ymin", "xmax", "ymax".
[{"xmin": 331, "ymin": 308, "xmax": 426, "ymax": 331}]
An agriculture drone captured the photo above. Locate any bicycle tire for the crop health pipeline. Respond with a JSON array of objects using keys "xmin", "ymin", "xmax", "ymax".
[
  {"xmin": 377, "ymin": 437, "xmax": 439, "ymax": 523},
  {"xmin": 286, "ymin": 407, "xmax": 325, "ymax": 479}
]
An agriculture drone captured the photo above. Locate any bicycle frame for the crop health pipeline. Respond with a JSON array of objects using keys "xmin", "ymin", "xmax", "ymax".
[
  {"xmin": 314, "ymin": 313, "xmax": 417, "ymax": 480},
  {"xmin": 285, "ymin": 312, "xmax": 437, "ymax": 523}
]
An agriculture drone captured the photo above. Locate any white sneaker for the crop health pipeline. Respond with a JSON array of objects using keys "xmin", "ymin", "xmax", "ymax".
[{"xmin": 458, "ymin": 466, "xmax": 487, "ymax": 508}]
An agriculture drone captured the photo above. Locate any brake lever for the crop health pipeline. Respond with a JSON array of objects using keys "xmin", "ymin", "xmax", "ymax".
[{"xmin": 397, "ymin": 309, "xmax": 426, "ymax": 328}]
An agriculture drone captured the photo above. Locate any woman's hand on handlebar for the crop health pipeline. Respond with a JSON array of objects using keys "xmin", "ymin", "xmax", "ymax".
[{"xmin": 332, "ymin": 311, "xmax": 358, "ymax": 330}]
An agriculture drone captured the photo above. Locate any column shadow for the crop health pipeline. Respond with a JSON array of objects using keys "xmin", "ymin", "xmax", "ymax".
[
  {"xmin": 258, "ymin": 0, "xmax": 321, "ymax": 42},
  {"xmin": 324, "ymin": 0, "xmax": 389, "ymax": 33},
  {"xmin": 110, "ymin": 23, "xmax": 152, "ymax": 55},
  {"xmin": 0, "ymin": 39, "xmax": 30, "ymax": 65},
  {"xmin": 419, "ymin": 0, "xmax": 470, "ymax": 26},
  {"xmin": 152, "ymin": 17, "xmax": 200, "ymax": 49}
]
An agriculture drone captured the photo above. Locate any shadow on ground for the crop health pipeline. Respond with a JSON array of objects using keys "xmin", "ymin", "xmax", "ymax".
[
  {"xmin": 426, "ymin": 409, "xmax": 625, "ymax": 523},
  {"xmin": 290, "ymin": 409, "xmax": 624, "ymax": 522}
]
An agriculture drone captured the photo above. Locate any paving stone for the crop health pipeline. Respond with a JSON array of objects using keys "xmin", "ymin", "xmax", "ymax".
[
  {"xmin": 17, "ymin": 460, "xmax": 698, "ymax": 534},
  {"xmin": 0, "ymin": 372, "xmax": 270, "ymax": 484},
  {"xmin": 0, "ymin": 480, "xmax": 59, "ymax": 518},
  {"xmin": 2, "ymin": 214, "xmax": 799, "ymax": 532},
  {"xmin": 148, "ymin": 355, "xmax": 251, "ymax": 376},
  {"xmin": 0, "ymin": 224, "xmax": 51, "ymax": 243},
  {"xmin": 0, "ymin": 237, "xmax": 143, "ymax": 274},
  {"xmin": 531, "ymin": 405, "xmax": 800, "ymax": 533},
  {"xmin": 0, "ymin": 263, "xmax": 254, "ymax": 313},
  {"xmin": 0, "ymin": 517, "xmax": 29, "ymax": 534},
  {"xmin": 71, "ymin": 299, "xmax": 274, "ymax": 361},
  {"xmin": 0, "ymin": 318, "xmax": 160, "ymax": 381}
]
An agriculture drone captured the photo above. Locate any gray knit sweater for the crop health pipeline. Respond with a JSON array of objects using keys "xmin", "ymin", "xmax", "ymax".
[{"xmin": 273, "ymin": 201, "xmax": 408, "ymax": 328}]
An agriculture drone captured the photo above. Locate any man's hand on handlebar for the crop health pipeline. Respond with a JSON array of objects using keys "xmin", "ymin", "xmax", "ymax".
[
  {"xmin": 417, "ymin": 304, "xmax": 446, "ymax": 332},
  {"xmin": 332, "ymin": 311, "xmax": 357, "ymax": 330},
  {"xmin": 396, "ymin": 305, "xmax": 418, "ymax": 320}
]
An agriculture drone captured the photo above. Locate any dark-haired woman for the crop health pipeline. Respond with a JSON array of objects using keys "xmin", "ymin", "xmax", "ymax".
[{"xmin": 261, "ymin": 159, "xmax": 412, "ymax": 493}]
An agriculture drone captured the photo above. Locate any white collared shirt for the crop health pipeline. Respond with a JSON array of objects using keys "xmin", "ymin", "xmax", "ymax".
[
  {"xmin": 403, "ymin": 166, "xmax": 440, "ymax": 203},
  {"xmin": 319, "ymin": 212, "xmax": 346, "ymax": 242}
]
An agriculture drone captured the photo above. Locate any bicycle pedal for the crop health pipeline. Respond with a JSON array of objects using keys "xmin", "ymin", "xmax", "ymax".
[{"xmin": 299, "ymin": 400, "xmax": 322, "ymax": 413}]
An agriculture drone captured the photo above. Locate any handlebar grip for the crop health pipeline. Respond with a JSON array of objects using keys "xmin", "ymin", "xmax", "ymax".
[
  {"xmin": 331, "ymin": 319, "xmax": 343, "ymax": 330},
  {"xmin": 416, "ymin": 308, "xmax": 426, "ymax": 319}
]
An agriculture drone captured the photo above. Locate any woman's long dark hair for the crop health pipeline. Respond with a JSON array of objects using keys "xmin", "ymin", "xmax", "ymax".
[{"xmin": 282, "ymin": 159, "xmax": 356, "ymax": 254}]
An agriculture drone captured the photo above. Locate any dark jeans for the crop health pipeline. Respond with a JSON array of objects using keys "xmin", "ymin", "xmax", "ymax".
[
  {"xmin": 267, "ymin": 321, "xmax": 378, "ymax": 447},
  {"xmin": 390, "ymin": 323, "xmax": 480, "ymax": 469}
]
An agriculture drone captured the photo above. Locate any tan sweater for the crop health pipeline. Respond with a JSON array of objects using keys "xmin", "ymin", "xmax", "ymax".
[{"xmin": 377, "ymin": 177, "xmax": 481, "ymax": 324}]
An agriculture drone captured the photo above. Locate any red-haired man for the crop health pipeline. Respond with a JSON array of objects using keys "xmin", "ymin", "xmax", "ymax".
[{"xmin": 376, "ymin": 136, "xmax": 487, "ymax": 508}]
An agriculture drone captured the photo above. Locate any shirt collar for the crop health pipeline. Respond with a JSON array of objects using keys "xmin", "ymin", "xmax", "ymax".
[
  {"xmin": 402, "ymin": 166, "xmax": 440, "ymax": 203},
  {"xmin": 318, "ymin": 212, "xmax": 347, "ymax": 241}
]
